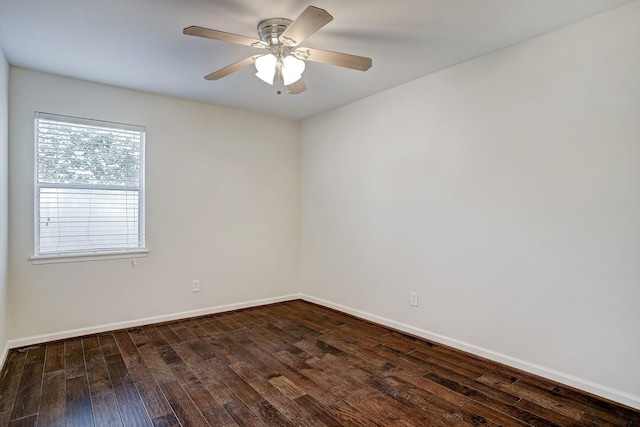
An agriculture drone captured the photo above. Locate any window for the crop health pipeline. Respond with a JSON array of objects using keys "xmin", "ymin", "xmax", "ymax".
[{"xmin": 34, "ymin": 112, "xmax": 145, "ymax": 259}]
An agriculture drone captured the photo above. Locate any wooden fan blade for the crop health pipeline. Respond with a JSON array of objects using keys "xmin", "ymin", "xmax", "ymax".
[
  {"xmin": 204, "ymin": 56, "xmax": 260, "ymax": 80},
  {"xmin": 279, "ymin": 6, "xmax": 333, "ymax": 47},
  {"xmin": 287, "ymin": 79, "xmax": 307, "ymax": 95},
  {"xmin": 184, "ymin": 26, "xmax": 268, "ymax": 49},
  {"xmin": 294, "ymin": 47, "xmax": 372, "ymax": 71}
]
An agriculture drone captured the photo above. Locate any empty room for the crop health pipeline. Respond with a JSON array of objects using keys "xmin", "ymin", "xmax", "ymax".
[{"xmin": 0, "ymin": 0, "xmax": 639, "ymax": 425}]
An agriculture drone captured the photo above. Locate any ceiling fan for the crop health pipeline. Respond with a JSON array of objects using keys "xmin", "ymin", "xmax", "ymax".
[{"xmin": 183, "ymin": 5, "xmax": 372, "ymax": 95}]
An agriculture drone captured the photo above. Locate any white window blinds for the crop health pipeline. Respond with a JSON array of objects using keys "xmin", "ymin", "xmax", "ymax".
[{"xmin": 35, "ymin": 112, "xmax": 145, "ymax": 256}]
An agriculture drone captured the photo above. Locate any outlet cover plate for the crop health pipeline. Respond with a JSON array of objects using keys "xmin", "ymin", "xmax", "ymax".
[{"xmin": 410, "ymin": 291, "xmax": 419, "ymax": 307}]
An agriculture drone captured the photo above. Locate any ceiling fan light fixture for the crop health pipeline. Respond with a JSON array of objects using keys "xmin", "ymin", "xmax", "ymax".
[
  {"xmin": 185, "ymin": 6, "xmax": 372, "ymax": 94},
  {"xmin": 255, "ymin": 53, "xmax": 277, "ymax": 84},
  {"xmin": 282, "ymin": 55, "xmax": 305, "ymax": 85}
]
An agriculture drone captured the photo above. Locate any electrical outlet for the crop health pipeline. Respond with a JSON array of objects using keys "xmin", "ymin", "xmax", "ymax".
[
  {"xmin": 192, "ymin": 280, "xmax": 201, "ymax": 293},
  {"xmin": 410, "ymin": 291, "xmax": 419, "ymax": 307}
]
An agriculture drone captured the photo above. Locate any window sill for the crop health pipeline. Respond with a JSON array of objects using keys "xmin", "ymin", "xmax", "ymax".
[{"xmin": 30, "ymin": 249, "xmax": 149, "ymax": 265}]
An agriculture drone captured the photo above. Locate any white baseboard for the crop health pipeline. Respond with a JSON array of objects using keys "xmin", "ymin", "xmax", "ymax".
[
  {"xmin": 0, "ymin": 340, "xmax": 9, "ymax": 373},
  {"xmin": 7, "ymin": 294, "xmax": 301, "ymax": 349},
  {"xmin": 4, "ymin": 293, "xmax": 639, "ymax": 411},
  {"xmin": 300, "ymin": 294, "xmax": 640, "ymax": 411}
]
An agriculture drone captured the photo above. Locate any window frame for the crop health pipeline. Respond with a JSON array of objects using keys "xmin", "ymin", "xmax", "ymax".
[{"xmin": 31, "ymin": 112, "xmax": 147, "ymax": 263}]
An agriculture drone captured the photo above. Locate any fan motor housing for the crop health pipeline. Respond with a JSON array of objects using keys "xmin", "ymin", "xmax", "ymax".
[{"xmin": 257, "ymin": 18, "xmax": 292, "ymax": 45}]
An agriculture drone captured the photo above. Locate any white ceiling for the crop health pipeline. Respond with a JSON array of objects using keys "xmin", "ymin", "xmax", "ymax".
[{"xmin": 0, "ymin": 0, "xmax": 632, "ymax": 120}]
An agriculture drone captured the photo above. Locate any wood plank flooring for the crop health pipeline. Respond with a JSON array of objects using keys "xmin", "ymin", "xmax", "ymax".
[{"xmin": 0, "ymin": 300, "xmax": 638, "ymax": 426}]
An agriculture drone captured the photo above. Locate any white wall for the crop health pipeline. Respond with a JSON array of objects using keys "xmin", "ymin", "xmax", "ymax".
[
  {"xmin": 0, "ymin": 45, "xmax": 9, "ymax": 363},
  {"xmin": 8, "ymin": 68, "xmax": 300, "ymax": 341},
  {"xmin": 300, "ymin": 1, "xmax": 640, "ymax": 408}
]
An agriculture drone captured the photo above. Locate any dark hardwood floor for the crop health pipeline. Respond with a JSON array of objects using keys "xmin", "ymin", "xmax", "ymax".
[{"xmin": 0, "ymin": 300, "xmax": 638, "ymax": 426}]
